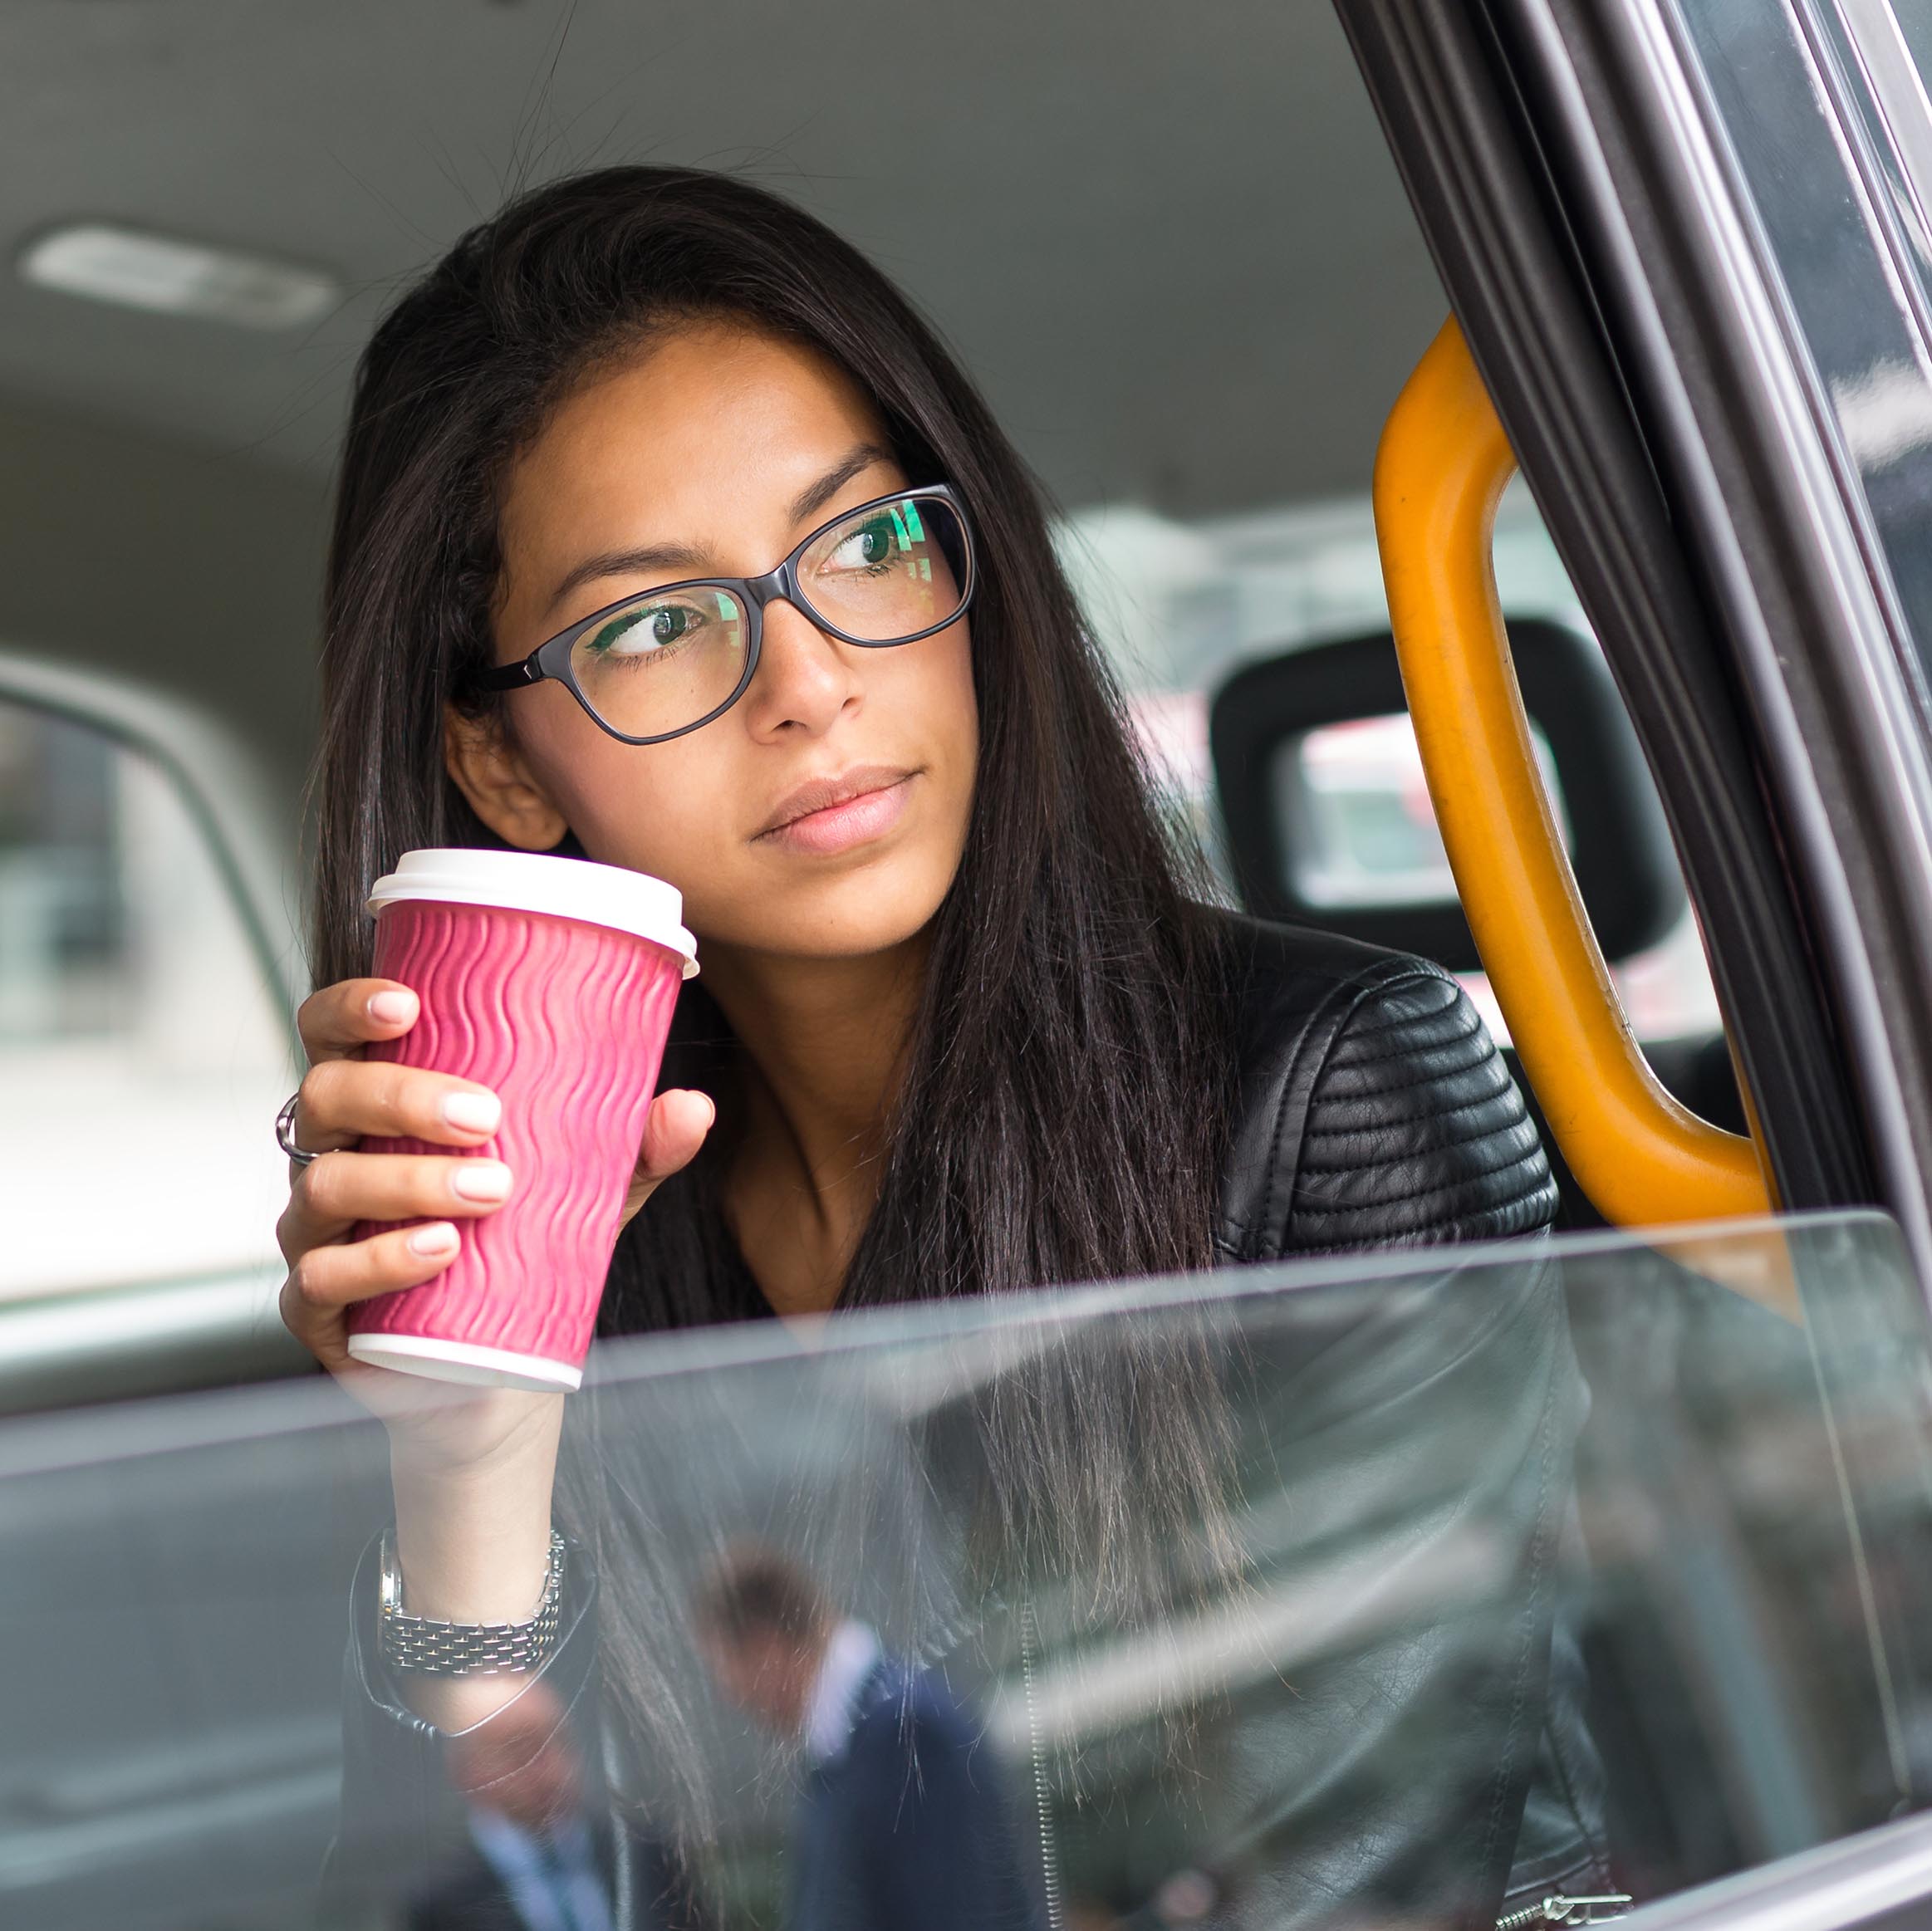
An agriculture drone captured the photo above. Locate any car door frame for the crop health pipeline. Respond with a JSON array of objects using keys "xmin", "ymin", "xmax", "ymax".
[
  {"xmin": 1615, "ymin": 1807, "xmax": 1932, "ymax": 1929},
  {"xmin": 1333, "ymin": 0, "xmax": 1932, "ymax": 1291}
]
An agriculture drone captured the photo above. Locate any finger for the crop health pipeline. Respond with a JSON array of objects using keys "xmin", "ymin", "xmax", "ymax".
[
  {"xmin": 282, "ymin": 1221, "xmax": 463, "ymax": 1333},
  {"xmin": 637, "ymin": 1088, "xmax": 715, "ymax": 1184},
  {"xmin": 621, "ymin": 1089, "xmax": 714, "ymax": 1223},
  {"xmin": 295, "ymin": 1057, "xmax": 503, "ymax": 1154},
  {"xmin": 280, "ymin": 1151, "xmax": 514, "ymax": 1257},
  {"xmin": 297, "ymin": 978, "xmax": 420, "ymax": 1064}
]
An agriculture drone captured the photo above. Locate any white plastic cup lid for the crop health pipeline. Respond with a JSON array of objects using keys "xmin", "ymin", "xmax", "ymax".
[{"xmin": 366, "ymin": 848, "xmax": 699, "ymax": 978}]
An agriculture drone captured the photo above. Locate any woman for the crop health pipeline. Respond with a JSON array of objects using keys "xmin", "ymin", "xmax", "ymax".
[{"xmin": 280, "ymin": 168, "xmax": 1603, "ymax": 1928}]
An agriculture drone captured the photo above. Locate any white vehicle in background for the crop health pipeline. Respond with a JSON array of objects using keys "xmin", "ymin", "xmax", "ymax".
[{"xmin": 0, "ymin": 651, "xmax": 307, "ymax": 1410}]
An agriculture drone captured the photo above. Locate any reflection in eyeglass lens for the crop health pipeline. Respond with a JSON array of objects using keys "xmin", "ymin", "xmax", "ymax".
[{"xmin": 799, "ymin": 495, "xmax": 965, "ymax": 643}]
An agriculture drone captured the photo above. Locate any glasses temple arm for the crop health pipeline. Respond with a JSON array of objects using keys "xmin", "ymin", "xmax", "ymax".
[{"xmin": 476, "ymin": 656, "xmax": 545, "ymax": 692}]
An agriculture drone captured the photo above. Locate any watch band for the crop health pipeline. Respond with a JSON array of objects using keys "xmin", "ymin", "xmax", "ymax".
[{"xmin": 378, "ymin": 1528, "xmax": 566, "ymax": 1677}]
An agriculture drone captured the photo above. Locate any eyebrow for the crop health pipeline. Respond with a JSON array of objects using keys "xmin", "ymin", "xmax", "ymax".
[
  {"xmin": 542, "ymin": 442, "xmax": 900, "ymax": 619},
  {"xmin": 788, "ymin": 441, "xmax": 895, "ymax": 525},
  {"xmin": 545, "ymin": 540, "xmax": 713, "ymax": 615}
]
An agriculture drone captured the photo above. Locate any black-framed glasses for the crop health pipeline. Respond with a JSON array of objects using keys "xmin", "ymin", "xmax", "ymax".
[{"xmin": 477, "ymin": 483, "xmax": 977, "ymax": 745}]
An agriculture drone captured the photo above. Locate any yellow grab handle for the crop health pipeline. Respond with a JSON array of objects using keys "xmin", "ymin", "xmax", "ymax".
[{"xmin": 1373, "ymin": 317, "xmax": 1772, "ymax": 1224}]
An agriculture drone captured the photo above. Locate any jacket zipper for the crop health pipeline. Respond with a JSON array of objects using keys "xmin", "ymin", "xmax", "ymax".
[
  {"xmin": 1020, "ymin": 1597, "xmax": 1066, "ymax": 1931},
  {"xmin": 1495, "ymin": 1892, "xmax": 1633, "ymax": 1929}
]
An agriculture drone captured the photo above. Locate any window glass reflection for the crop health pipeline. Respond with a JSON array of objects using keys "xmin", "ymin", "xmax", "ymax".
[
  {"xmin": 1675, "ymin": 0, "xmax": 1932, "ymax": 696},
  {"xmin": 2, "ymin": 1213, "xmax": 1929, "ymax": 1929}
]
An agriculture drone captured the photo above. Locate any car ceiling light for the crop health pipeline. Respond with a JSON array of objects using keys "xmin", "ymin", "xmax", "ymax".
[{"xmin": 17, "ymin": 223, "xmax": 339, "ymax": 330}]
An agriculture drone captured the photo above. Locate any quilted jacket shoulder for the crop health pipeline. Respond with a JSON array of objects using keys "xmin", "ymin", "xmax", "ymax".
[{"xmin": 1211, "ymin": 915, "xmax": 1559, "ymax": 1262}]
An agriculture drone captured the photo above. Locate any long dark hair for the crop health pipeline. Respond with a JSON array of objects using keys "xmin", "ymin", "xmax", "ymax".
[
  {"xmin": 317, "ymin": 164, "xmax": 1237, "ymax": 1309},
  {"xmin": 316, "ymin": 167, "xmax": 1245, "ymax": 1863}
]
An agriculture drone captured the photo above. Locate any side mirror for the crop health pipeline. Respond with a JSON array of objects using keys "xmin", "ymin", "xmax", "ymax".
[{"xmin": 1209, "ymin": 619, "xmax": 1684, "ymax": 975}]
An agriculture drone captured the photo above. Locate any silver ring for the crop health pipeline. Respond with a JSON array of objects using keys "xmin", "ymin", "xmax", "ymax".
[{"xmin": 276, "ymin": 1092, "xmax": 322, "ymax": 1170}]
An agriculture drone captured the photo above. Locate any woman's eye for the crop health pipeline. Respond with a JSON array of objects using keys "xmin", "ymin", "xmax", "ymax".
[
  {"xmin": 588, "ymin": 601, "xmax": 698, "ymax": 657},
  {"xmin": 827, "ymin": 517, "xmax": 902, "ymax": 572}
]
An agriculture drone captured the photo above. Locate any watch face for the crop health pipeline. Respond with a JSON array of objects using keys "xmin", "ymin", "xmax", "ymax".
[{"xmin": 377, "ymin": 1529, "xmax": 403, "ymax": 1616}]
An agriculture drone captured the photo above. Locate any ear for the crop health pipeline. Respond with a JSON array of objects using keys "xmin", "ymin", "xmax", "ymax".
[{"xmin": 444, "ymin": 705, "xmax": 571, "ymax": 851}]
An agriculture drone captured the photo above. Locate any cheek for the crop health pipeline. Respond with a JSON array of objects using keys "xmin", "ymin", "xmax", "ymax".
[
  {"xmin": 933, "ymin": 627, "xmax": 981, "ymax": 841},
  {"xmin": 940, "ymin": 621, "xmax": 980, "ymax": 748},
  {"xmin": 894, "ymin": 617, "xmax": 978, "ymax": 796},
  {"xmin": 509, "ymin": 685, "xmax": 733, "ymax": 880}
]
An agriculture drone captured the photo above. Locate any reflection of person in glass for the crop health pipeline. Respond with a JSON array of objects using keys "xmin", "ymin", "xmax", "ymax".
[
  {"xmin": 382, "ymin": 1665, "xmax": 702, "ymax": 1931},
  {"xmin": 405, "ymin": 1679, "xmax": 612, "ymax": 1931},
  {"xmin": 692, "ymin": 1546, "xmax": 1037, "ymax": 1931},
  {"xmin": 282, "ymin": 165, "xmax": 1609, "ymax": 1928}
]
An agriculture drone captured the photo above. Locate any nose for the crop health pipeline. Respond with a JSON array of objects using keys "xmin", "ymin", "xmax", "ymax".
[{"xmin": 741, "ymin": 594, "xmax": 862, "ymax": 739}]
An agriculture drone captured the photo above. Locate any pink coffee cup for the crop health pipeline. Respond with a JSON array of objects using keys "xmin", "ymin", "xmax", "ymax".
[{"xmin": 345, "ymin": 848, "xmax": 698, "ymax": 1392}]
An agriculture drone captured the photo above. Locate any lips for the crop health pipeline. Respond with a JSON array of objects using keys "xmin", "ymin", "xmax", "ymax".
[{"xmin": 756, "ymin": 764, "xmax": 918, "ymax": 856}]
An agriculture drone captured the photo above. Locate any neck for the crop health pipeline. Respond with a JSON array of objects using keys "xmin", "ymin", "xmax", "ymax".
[{"xmin": 697, "ymin": 929, "xmax": 930, "ymax": 1316}]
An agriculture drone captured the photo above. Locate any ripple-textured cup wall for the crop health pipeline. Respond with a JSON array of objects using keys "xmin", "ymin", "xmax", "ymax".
[{"xmin": 346, "ymin": 899, "xmax": 684, "ymax": 1389}]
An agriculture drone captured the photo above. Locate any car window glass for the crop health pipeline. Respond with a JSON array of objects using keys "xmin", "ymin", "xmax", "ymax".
[
  {"xmin": 1894, "ymin": 1, "xmax": 1932, "ymax": 101},
  {"xmin": 0, "ymin": 698, "xmax": 292, "ymax": 1301},
  {"xmin": 3, "ymin": 1210, "xmax": 1926, "ymax": 1929},
  {"xmin": 1672, "ymin": 0, "xmax": 1932, "ymax": 698}
]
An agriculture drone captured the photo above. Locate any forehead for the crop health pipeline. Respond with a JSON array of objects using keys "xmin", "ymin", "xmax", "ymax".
[{"xmin": 500, "ymin": 323, "xmax": 889, "ymax": 553}]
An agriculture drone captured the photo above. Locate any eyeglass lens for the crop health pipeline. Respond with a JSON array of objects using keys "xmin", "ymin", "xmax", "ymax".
[{"xmin": 568, "ymin": 493, "xmax": 968, "ymax": 741}]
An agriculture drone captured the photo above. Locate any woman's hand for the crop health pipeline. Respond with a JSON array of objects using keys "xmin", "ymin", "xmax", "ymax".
[
  {"xmin": 278, "ymin": 978, "xmax": 509, "ymax": 1399},
  {"xmin": 277, "ymin": 975, "xmax": 713, "ymax": 1438},
  {"xmin": 277, "ymin": 973, "xmax": 712, "ymax": 1728}
]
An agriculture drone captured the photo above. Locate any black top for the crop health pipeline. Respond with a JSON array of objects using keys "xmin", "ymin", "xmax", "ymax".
[{"xmin": 596, "ymin": 911, "xmax": 1561, "ymax": 1337}]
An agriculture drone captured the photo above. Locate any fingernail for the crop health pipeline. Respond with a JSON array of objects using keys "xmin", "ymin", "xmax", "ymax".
[
  {"xmin": 451, "ymin": 1161, "xmax": 512, "ymax": 1203},
  {"xmin": 370, "ymin": 989, "xmax": 416, "ymax": 1026},
  {"xmin": 409, "ymin": 1222, "xmax": 459, "ymax": 1257},
  {"xmin": 442, "ymin": 1091, "xmax": 502, "ymax": 1135}
]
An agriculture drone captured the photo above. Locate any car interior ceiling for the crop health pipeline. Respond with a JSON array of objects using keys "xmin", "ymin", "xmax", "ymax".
[{"xmin": 0, "ymin": 0, "xmax": 1444, "ymax": 774}]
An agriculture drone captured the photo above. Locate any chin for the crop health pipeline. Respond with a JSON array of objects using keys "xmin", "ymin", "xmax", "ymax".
[
  {"xmin": 690, "ymin": 847, "xmax": 959, "ymax": 962},
  {"xmin": 712, "ymin": 883, "xmax": 951, "ymax": 963},
  {"xmin": 777, "ymin": 905, "xmax": 943, "ymax": 960}
]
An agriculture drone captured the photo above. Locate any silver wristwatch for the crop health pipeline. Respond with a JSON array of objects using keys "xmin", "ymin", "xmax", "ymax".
[{"xmin": 377, "ymin": 1528, "xmax": 566, "ymax": 1677}]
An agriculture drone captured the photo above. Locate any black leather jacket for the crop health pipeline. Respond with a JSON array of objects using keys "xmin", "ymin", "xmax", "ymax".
[
  {"xmin": 329, "ymin": 917, "xmax": 1608, "ymax": 1929},
  {"xmin": 1214, "ymin": 915, "xmax": 1557, "ymax": 1257},
  {"xmin": 1204, "ymin": 919, "xmax": 1609, "ymax": 1924}
]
